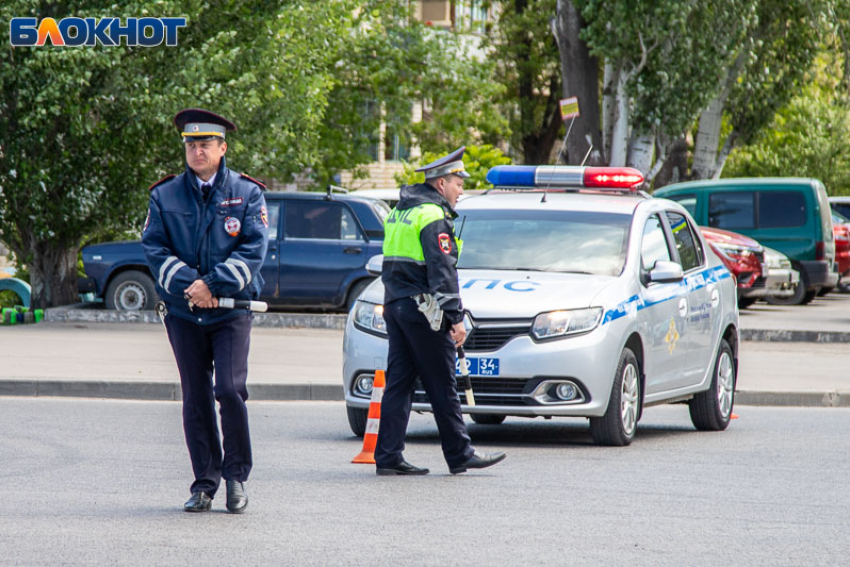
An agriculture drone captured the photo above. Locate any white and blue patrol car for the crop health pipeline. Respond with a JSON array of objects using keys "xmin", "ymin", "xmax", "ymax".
[{"xmin": 343, "ymin": 165, "xmax": 739, "ymax": 446}]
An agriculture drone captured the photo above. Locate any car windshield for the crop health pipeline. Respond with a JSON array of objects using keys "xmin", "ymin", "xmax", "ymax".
[{"xmin": 456, "ymin": 209, "xmax": 631, "ymax": 276}]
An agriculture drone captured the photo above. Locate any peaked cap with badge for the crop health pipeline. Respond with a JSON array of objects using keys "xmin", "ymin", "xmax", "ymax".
[
  {"xmin": 174, "ymin": 108, "xmax": 237, "ymax": 143},
  {"xmin": 415, "ymin": 146, "xmax": 470, "ymax": 179}
]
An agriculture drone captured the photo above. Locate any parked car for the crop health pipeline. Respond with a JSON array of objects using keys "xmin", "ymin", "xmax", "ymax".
[
  {"xmin": 831, "ymin": 212, "xmax": 850, "ymax": 282},
  {"xmin": 655, "ymin": 178, "xmax": 837, "ymax": 304},
  {"xmin": 349, "ymin": 188, "xmax": 401, "ymax": 209},
  {"xmin": 345, "ymin": 165, "xmax": 740, "ymax": 446},
  {"xmin": 699, "ymin": 227, "xmax": 767, "ymax": 308},
  {"xmin": 80, "ymin": 191, "xmax": 391, "ymax": 311},
  {"xmin": 828, "ymin": 196, "xmax": 850, "ymax": 220},
  {"xmin": 762, "ymin": 246, "xmax": 801, "ymax": 305}
]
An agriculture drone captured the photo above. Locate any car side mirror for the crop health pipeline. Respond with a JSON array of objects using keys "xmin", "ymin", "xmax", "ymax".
[
  {"xmin": 649, "ymin": 260, "xmax": 684, "ymax": 283},
  {"xmin": 365, "ymin": 254, "xmax": 383, "ymax": 276}
]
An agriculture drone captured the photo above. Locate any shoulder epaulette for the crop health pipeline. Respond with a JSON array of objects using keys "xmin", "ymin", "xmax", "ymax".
[
  {"xmin": 148, "ymin": 174, "xmax": 177, "ymax": 192},
  {"xmin": 240, "ymin": 172, "xmax": 267, "ymax": 190}
]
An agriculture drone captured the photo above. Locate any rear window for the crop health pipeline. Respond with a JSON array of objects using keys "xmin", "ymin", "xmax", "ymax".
[
  {"xmin": 709, "ymin": 192, "xmax": 754, "ymax": 229},
  {"xmin": 758, "ymin": 191, "xmax": 806, "ymax": 228}
]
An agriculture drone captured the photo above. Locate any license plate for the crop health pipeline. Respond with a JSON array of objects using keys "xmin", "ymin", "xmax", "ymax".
[{"xmin": 456, "ymin": 357, "xmax": 500, "ymax": 376}]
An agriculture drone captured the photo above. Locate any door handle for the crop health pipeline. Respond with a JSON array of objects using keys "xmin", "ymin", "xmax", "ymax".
[
  {"xmin": 344, "ymin": 247, "xmax": 362, "ymax": 254},
  {"xmin": 678, "ymin": 298, "xmax": 688, "ymax": 317}
]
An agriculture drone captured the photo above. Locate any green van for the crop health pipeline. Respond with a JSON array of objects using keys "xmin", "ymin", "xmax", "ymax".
[{"xmin": 654, "ymin": 178, "xmax": 837, "ymax": 304}]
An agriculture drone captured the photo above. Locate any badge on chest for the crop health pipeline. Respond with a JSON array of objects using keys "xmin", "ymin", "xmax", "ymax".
[{"xmin": 224, "ymin": 216, "xmax": 241, "ymax": 237}]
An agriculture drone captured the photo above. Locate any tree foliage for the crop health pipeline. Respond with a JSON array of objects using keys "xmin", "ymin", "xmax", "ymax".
[{"xmin": 393, "ymin": 144, "xmax": 512, "ymax": 190}]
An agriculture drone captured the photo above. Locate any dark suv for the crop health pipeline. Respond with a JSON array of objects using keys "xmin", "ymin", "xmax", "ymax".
[{"xmin": 80, "ymin": 191, "xmax": 390, "ymax": 311}]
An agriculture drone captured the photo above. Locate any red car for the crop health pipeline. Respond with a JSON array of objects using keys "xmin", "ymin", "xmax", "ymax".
[
  {"xmin": 700, "ymin": 227, "xmax": 767, "ymax": 308},
  {"xmin": 831, "ymin": 212, "xmax": 850, "ymax": 279}
]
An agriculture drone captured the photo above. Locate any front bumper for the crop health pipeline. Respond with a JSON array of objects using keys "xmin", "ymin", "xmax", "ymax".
[
  {"xmin": 342, "ymin": 315, "xmax": 624, "ymax": 418},
  {"xmin": 762, "ymin": 267, "xmax": 800, "ymax": 299}
]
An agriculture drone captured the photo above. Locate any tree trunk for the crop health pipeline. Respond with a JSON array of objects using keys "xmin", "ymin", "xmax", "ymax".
[
  {"xmin": 626, "ymin": 130, "xmax": 655, "ymax": 176},
  {"xmin": 602, "ymin": 61, "xmax": 618, "ymax": 162},
  {"xmin": 554, "ymin": 0, "xmax": 604, "ymax": 165},
  {"xmin": 713, "ymin": 131, "xmax": 739, "ymax": 179},
  {"xmin": 28, "ymin": 243, "xmax": 79, "ymax": 309},
  {"xmin": 608, "ymin": 66, "xmax": 630, "ymax": 166},
  {"xmin": 691, "ymin": 95, "xmax": 725, "ymax": 180},
  {"xmin": 653, "ymin": 135, "xmax": 688, "ymax": 189}
]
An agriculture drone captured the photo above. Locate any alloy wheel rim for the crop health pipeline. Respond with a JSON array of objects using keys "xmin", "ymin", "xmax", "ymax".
[
  {"xmin": 716, "ymin": 352, "xmax": 734, "ymax": 417},
  {"xmin": 621, "ymin": 363, "xmax": 639, "ymax": 436}
]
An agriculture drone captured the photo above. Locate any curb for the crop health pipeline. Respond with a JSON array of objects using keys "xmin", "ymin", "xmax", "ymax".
[
  {"xmin": 1, "ymin": 380, "xmax": 848, "ymax": 408},
  {"xmin": 0, "ymin": 380, "xmax": 343, "ymax": 401},
  {"xmin": 45, "ymin": 304, "xmax": 348, "ymax": 330},
  {"xmin": 739, "ymin": 329, "xmax": 850, "ymax": 343}
]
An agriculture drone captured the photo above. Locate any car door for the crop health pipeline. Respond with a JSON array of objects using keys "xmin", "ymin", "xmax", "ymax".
[
  {"xmin": 639, "ymin": 213, "xmax": 690, "ymax": 395},
  {"xmin": 278, "ymin": 199, "xmax": 369, "ymax": 304},
  {"xmin": 260, "ymin": 200, "xmax": 281, "ymax": 299},
  {"xmin": 665, "ymin": 210, "xmax": 714, "ymax": 388}
]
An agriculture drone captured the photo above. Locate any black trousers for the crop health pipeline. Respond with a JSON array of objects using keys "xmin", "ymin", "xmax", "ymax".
[
  {"xmin": 165, "ymin": 312, "xmax": 253, "ymax": 497},
  {"xmin": 375, "ymin": 297, "xmax": 474, "ymax": 469}
]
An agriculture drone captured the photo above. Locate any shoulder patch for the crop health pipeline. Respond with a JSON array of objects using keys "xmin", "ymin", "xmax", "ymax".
[
  {"xmin": 148, "ymin": 174, "xmax": 176, "ymax": 192},
  {"xmin": 240, "ymin": 172, "xmax": 267, "ymax": 190}
]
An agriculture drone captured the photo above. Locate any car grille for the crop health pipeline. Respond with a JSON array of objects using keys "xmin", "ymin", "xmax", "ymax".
[
  {"xmin": 750, "ymin": 276, "xmax": 767, "ymax": 289},
  {"xmin": 414, "ymin": 377, "xmax": 530, "ymax": 406},
  {"xmin": 464, "ymin": 326, "xmax": 530, "ymax": 351}
]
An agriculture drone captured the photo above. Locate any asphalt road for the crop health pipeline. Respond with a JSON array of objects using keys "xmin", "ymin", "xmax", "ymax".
[{"xmin": 1, "ymin": 399, "xmax": 847, "ymax": 566}]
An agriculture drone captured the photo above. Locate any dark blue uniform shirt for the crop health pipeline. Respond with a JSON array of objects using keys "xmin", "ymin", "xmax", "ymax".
[{"xmin": 141, "ymin": 157, "xmax": 269, "ymax": 324}]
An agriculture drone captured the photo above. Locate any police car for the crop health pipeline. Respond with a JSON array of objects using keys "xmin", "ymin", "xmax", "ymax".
[{"xmin": 343, "ymin": 166, "xmax": 739, "ymax": 446}]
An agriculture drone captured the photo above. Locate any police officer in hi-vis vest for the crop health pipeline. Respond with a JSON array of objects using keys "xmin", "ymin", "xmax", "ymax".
[
  {"xmin": 375, "ymin": 147, "xmax": 507, "ymax": 475},
  {"xmin": 142, "ymin": 109, "xmax": 269, "ymax": 513}
]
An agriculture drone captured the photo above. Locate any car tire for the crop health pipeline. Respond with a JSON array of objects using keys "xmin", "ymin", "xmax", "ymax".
[
  {"xmin": 346, "ymin": 405, "xmax": 368, "ymax": 437},
  {"xmin": 689, "ymin": 338, "xmax": 735, "ymax": 431},
  {"xmin": 589, "ymin": 347, "xmax": 640, "ymax": 446},
  {"xmin": 801, "ymin": 288, "xmax": 819, "ymax": 304},
  {"xmin": 765, "ymin": 280, "xmax": 806, "ymax": 306},
  {"xmin": 470, "ymin": 413, "xmax": 506, "ymax": 425},
  {"xmin": 737, "ymin": 297, "xmax": 757, "ymax": 309},
  {"xmin": 105, "ymin": 270, "xmax": 157, "ymax": 311},
  {"xmin": 345, "ymin": 279, "xmax": 373, "ymax": 311}
]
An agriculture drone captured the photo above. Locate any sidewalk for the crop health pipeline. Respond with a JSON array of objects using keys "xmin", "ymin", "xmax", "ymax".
[{"xmin": 2, "ymin": 310, "xmax": 849, "ymax": 406}]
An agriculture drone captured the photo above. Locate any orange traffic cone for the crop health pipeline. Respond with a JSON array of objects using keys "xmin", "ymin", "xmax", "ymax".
[{"xmin": 352, "ymin": 369, "xmax": 385, "ymax": 464}]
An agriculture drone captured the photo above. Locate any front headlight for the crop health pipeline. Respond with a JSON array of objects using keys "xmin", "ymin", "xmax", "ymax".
[
  {"xmin": 712, "ymin": 242, "xmax": 755, "ymax": 258},
  {"xmin": 531, "ymin": 307, "xmax": 603, "ymax": 341},
  {"xmin": 352, "ymin": 300, "xmax": 387, "ymax": 337}
]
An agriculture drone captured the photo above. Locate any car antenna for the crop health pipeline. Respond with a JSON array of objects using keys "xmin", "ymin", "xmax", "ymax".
[{"xmin": 542, "ymin": 116, "xmax": 576, "ymax": 202}]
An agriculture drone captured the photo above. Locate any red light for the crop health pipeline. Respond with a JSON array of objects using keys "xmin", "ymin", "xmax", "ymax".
[{"xmin": 583, "ymin": 167, "xmax": 644, "ymax": 190}]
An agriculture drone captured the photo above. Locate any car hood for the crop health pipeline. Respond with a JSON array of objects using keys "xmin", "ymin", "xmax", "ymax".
[
  {"xmin": 361, "ymin": 269, "xmax": 618, "ymax": 319},
  {"xmin": 700, "ymin": 226, "xmax": 761, "ymax": 250}
]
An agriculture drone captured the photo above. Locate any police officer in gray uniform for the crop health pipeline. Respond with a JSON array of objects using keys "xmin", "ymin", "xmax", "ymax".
[
  {"xmin": 375, "ymin": 147, "xmax": 506, "ymax": 475},
  {"xmin": 142, "ymin": 109, "xmax": 269, "ymax": 513}
]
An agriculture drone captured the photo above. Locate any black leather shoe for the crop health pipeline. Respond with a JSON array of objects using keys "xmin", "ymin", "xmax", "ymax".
[
  {"xmin": 225, "ymin": 480, "xmax": 248, "ymax": 514},
  {"xmin": 376, "ymin": 460, "xmax": 430, "ymax": 476},
  {"xmin": 184, "ymin": 491, "xmax": 212, "ymax": 513},
  {"xmin": 450, "ymin": 450, "xmax": 507, "ymax": 474}
]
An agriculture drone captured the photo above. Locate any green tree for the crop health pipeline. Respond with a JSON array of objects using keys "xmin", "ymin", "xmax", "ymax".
[
  {"xmin": 314, "ymin": 0, "xmax": 507, "ymax": 186},
  {"xmin": 723, "ymin": 58, "xmax": 850, "ymax": 195},
  {"xmin": 483, "ymin": 0, "xmax": 563, "ymax": 165},
  {"xmin": 0, "ymin": 0, "xmax": 353, "ymax": 308},
  {"xmin": 393, "ymin": 144, "xmax": 512, "ymax": 190}
]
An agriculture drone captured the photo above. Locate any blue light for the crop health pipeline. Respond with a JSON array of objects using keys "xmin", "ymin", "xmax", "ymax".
[{"xmin": 486, "ymin": 165, "xmax": 537, "ymax": 187}]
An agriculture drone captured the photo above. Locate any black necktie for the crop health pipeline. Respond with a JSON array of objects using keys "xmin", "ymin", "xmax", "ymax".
[{"xmin": 201, "ymin": 183, "xmax": 211, "ymax": 201}]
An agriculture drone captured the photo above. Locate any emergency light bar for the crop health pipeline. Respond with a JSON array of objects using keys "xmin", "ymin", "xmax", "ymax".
[{"xmin": 486, "ymin": 165, "xmax": 644, "ymax": 191}]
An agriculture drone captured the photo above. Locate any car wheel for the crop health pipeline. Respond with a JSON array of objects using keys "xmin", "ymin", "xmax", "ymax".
[
  {"xmin": 689, "ymin": 338, "xmax": 735, "ymax": 431},
  {"xmin": 801, "ymin": 289, "xmax": 819, "ymax": 304},
  {"xmin": 470, "ymin": 413, "xmax": 506, "ymax": 425},
  {"xmin": 765, "ymin": 281, "xmax": 805, "ymax": 306},
  {"xmin": 345, "ymin": 279, "xmax": 373, "ymax": 311},
  {"xmin": 346, "ymin": 405, "xmax": 368, "ymax": 437},
  {"xmin": 737, "ymin": 297, "xmax": 757, "ymax": 309},
  {"xmin": 589, "ymin": 347, "xmax": 640, "ymax": 446},
  {"xmin": 105, "ymin": 270, "xmax": 157, "ymax": 311}
]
